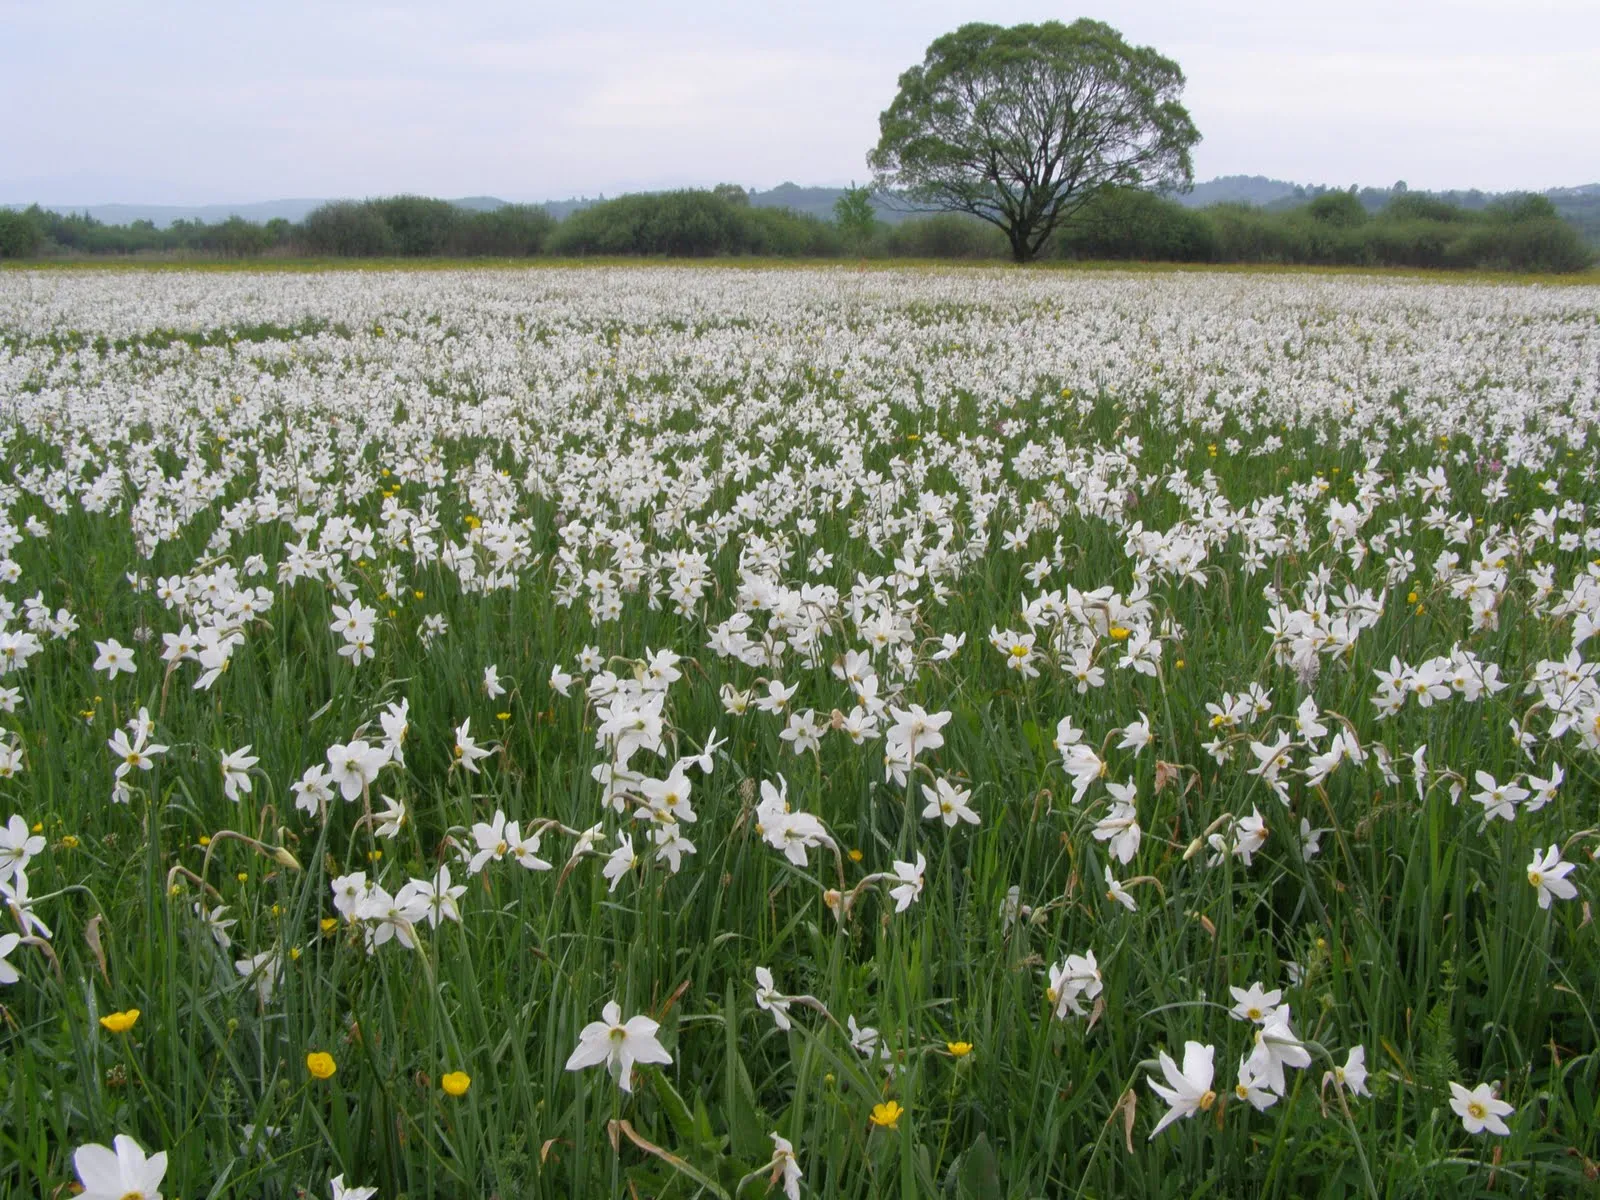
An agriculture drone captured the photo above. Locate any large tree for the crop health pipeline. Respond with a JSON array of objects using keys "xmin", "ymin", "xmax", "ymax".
[{"xmin": 869, "ymin": 19, "xmax": 1200, "ymax": 263}]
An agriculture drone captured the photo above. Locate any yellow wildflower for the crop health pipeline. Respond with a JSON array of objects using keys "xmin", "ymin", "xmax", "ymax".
[
  {"xmin": 306, "ymin": 1051, "xmax": 337, "ymax": 1079},
  {"xmin": 99, "ymin": 1009, "xmax": 140, "ymax": 1034}
]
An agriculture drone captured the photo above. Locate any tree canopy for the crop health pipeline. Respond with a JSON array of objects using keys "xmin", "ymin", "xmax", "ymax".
[{"xmin": 869, "ymin": 19, "xmax": 1201, "ymax": 262}]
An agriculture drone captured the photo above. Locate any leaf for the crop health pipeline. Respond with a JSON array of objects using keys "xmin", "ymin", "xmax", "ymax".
[
  {"xmin": 1111, "ymin": 1088, "xmax": 1137, "ymax": 1153},
  {"xmin": 84, "ymin": 913, "xmax": 109, "ymax": 985},
  {"xmin": 724, "ymin": 982, "xmax": 767, "ymax": 1160},
  {"xmin": 651, "ymin": 1070, "xmax": 701, "ymax": 1149},
  {"xmin": 955, "ymin": 1132, "xmax": 1000, "ymax": 1199},
  {"xmin": 607, "ymin": 1119, "xmax": 731, "ymax": 1200}
]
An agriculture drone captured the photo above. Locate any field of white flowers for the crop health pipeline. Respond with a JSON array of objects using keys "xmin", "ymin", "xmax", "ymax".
[{"xmin": 0, "ymin": 264, "xmax": 1598, "ymax": 1198}]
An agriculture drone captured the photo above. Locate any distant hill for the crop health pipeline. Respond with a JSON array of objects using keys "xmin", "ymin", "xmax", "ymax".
[{"xmin": 1167, "ymin": 175, "xmax": 1301, "ymax": 208}]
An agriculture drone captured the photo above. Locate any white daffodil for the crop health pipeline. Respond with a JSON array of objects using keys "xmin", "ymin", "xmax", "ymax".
[{"xmin": 564, "ymin": 1000, "xmax": 673, "ymax": 1092}]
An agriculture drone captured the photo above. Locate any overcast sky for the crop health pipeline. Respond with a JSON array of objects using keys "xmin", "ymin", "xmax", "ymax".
[{"xmin": 4, "ymin": 0, "xmax": 1597, "ymax": 204}]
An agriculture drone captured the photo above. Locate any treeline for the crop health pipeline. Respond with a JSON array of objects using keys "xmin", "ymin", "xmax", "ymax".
[
  {"xmin": 1, "ymin": 186, "xmax": 1592, "ymax": 272},
  {"xmin": 1055, "ymin": 187, "xmax": 1595, "ymax": 273}
]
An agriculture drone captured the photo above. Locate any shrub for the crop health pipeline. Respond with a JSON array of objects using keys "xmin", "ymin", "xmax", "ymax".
[
  {"xmin": 445, "ymin": 206, "xmax": 555, "ymax": 256},
  {"xmin": 882, "ymin": 214, "xmax": 1009, "ymax": 258},
  {"xmin": 370, "ymin": 196, "xmax": 459, "ymax": 256},
  {"xmin": 1055, "ymin": 187, "xmax": 1215, "ymax": 261},
  {"xmin": 0, "ymin": 209, "xmax": 42, "ymax": 259},
  {"xmin": 299, "ymin": 202, "xmax": 395, "ymax": 257}
]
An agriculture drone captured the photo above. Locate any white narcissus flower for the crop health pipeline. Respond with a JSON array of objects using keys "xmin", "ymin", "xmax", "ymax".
[
  {"xmin": 1146, "ymin": 1041, "xmax": 1217, "ymax": 1138},
  {"xmin": 0, "ymin": 931, "xmax": 21, "ymax": 984},
  {"xmin": 453, "ymin": 718, "xmax": 494, "ymax": 773},
  {"xmin": 326, "ymin": 741, "xmax": 387, "ymax": 802},
  {"xmin": 754, "ymin": 966, "xmax": 792, "ymax": 1031},
  {"xmin": 602, "ymin": 832, "xmax": 638, "ymax": 892},
  {"xmin": 887, "ymin": 852, "xmax": 926, "ymax": 912},
  {"xmin": 468, "ymin": 810, "xmax": 512, "ymax": 875},
  {"xmin": 549, "ymin": 664, "xmax": 576, "ymax": 697},
  {"xmin": 1233, "ymin": 1055, "xmax": 1280, "ymax": 1110},
  {"xmin": 637, "ymin": 766, "xmax": 696, "ymax": 825},
  {"xmin": 1228, "ymin": 982, "xmax": 1282, "ymax": 1024},
  {"xmin": 107, "ymin": 727, "xmax": 166, "ymax": 779},
  {"xmin": 885, "ymin": 704, "xmax": 950, "ymax": 759},
  {"xmin": 74, "ymin": 1134, "xmax": 168, "ymax": 1200},
  {"xmin": 1328, "ymin": 1046, "xmax": 1369, "ymax": 1096},
  {"xmin": 1117, "ymin": 712, "xmax": 1153, "ymax": 755},
  {"xmin": 1046, "ymin": 951, "xmax": 1102, "ymax": 1019},
  {"xmin": 920, "ymin": 777, "xmax": 980, "ymax": 827},
  {"xmin": 193, "ymin": 902, "xmax": 237, "ymax": 949},
  {"xmin": 769, "ymin": 1131, "xmax": 803, "ymax": 1200},
  {"xmin": 1243, "ymin": 1006, "xmax": 1312, "ymax": 1095},
  {"xmin": 92, "ymin": 638, "xmax": 137, "ymax": 679},
  {"xmin": 372, "ymin": 795, "xmax": 406, "ymax": 839},
  {"xmin": 331, "ymin": 871, "xmax": 370, "ymax": 921},
  {"xmin": 1524, "ymin": 763, "xmax": 1563, "ymax": 812},
  {"xmin": 219, "ymin": 745, "xmax": 259, "ymax": 802},
  {"xmin": 482, "ymin": 663, "xmax": 506, "ymax": 699},
  {"xmin": 1093, "ymin": 781, "xmax": 1141, "ymax": 864},
  {"xmin": 1449, "ymin": 1081, "xmax": 1514, "ymax": 1135},
  {"xmin": 1062, "ymin": 743, "xmax": 1105, "ymax": 804},
  {"xmin": 330, "ymin": 1174, "xmax": 378, "ymax": 1200},
  {"xmin": 379, "ymin": 699, "xmax": 410, "ymax": 766},
  {"xmin": 1103, "ymin": 866, "xmax": 1137, "ymax": 912},
  {"xmin": 564, "ymin": 1000, "xmax": 672, "ymax": 1092},
  {"xmin": 1470, "ymin": 771, "xmax": 1528, "ymax": 823},
  {"xmin": 396, "ymin": 866, "xmax": 466, "ymax": 928},
  {"xmin": 235, "ymin": 950, "xmax": 282, "ymax": 1006},
  {"xmin": 0, "ymin": 813, "xmax": 45, "ymax": 881},
  {"xmin": 1527, "ymin": 844, "xmax": 1578, "ymax": 909}
]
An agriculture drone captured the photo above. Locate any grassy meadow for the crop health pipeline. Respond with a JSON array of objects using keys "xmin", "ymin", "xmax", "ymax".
[{"xmin": 0, "ymin": 264, "xmax": 1598, "ymax": 1198}]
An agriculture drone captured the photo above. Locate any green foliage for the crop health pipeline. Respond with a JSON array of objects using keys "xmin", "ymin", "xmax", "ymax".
[
  {"xmin": 833, "ymin": 184, "xmax": 879, "ymax": 256},
  {"xmin": 547, "ymin": 189, "xmax": 841, "ymax": 257},
  {"xmin": 880, "ymin": 214, "xmax": 1010, "ymax": 258},
  {"xmin": 3, "ymin": 183, "xmax": 1591, "ymax": 271},
  {"xmin": 1380, "ymin": 193, "xmax": 1471, "ymax": 224},
  {"xmin": 1053, "ymin": 187, "xmax": 1216, "ymax": 262},
  {"xmin": 297, "ymin": 202, "xmax": 396, "ymax": 257},
  {"xmin": 369, "ymin": 195, "xmax": 459, "ymax": 256},
  {"xmin": 0, "ymin": 209, "xmax": 43, "ymax": 258},
  {"xmin": 443, "ymin": 205, "xmax": 554, "ymax": 256},
  {"xmin": 1195, "ymin": 197, "xmax": 1595, "ymax": 273},
  {"xmin": 869, "ymin": 19, "xmax": 1200, "ymax": 261},
  {"xmin": 1486, "ymin": 193, "xmax": 1558, "ymax": 223},
  {"xmin": 1305, "ymin": 190, "xmax": 1368, "ymax": 228}
]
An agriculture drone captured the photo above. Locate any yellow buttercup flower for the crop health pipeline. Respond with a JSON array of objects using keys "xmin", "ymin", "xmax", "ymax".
[
  {"xmin": 441, "ymin": 1070, "xmax": 472, "ymax": 1096},
  {"xmin": 870, "ymin": 1100, "xmax": 904, "ymax": 1129},
  {"xmin": 946, "ymin": 1041, "xmax": 973, "ymax": 1058},
  {"xmin": 306, "ymin": 1051, "xmax": 337, "ymax": 1079},
  {"xmin": 99, "ymin": 1009, "xmax": 140, "ymax": 1034},
  {"xmin": 1109, "ymin": 627, "xmax": 1131, "ymax": 641},
  {"xmin": 320, "ymin": 917, "xmax": 339, "ymax": 933}
]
